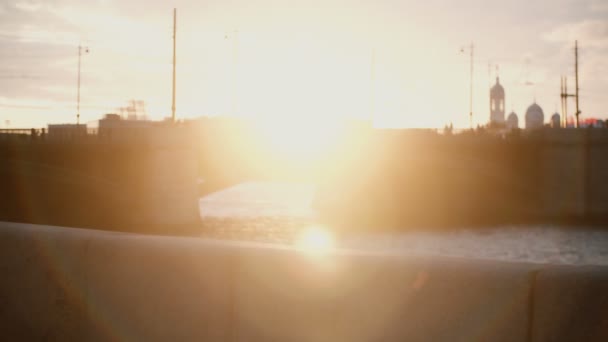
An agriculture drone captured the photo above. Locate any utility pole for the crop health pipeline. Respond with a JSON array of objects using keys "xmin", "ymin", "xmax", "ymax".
[
  {"xmin": 560, "ymin": 77, "xmax": 565, "ymax": 127},
  {"xmin": 459, "ymin": 43, "xmax": 475, "ymax": 128},
  {"xmin": 560, "ymin": 41, "xmax": 581, "ymax": 128},
  {"xmin": 76, "ymin": 44, "xmax": 89, "ymax": 125},
  {"xmin": 561, "ymin": 77, "xmax": 569, "ymax": 127},
  {"xmin": 171, "ymin": 8, "xmax": 177, "ymax": 123},
  {"xmin": 561, "ymin": 77, "xmax": 575, "ymax": 128},
  {"xmin": 574, "ymin": 40, "xmax": 580, "ymax": 128},
  {"xmin": 565, "ymin": 78, "xmax": 569, "ymax": 127}
]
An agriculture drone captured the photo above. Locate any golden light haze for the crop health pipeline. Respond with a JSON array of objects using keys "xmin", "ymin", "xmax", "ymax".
[{"xmin": 1, "ymin": 0, "xmax": 607, "ymax": 128}]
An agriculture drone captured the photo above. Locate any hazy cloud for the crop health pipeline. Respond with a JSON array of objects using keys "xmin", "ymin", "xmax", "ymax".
[
  {"xmin": 14, "ymin": 1, "xmax": 44, "ymax": 12},
  {"xmin": 544, "ymin": 19, "xmax": 608, "ymax": 49},
  {"xmin": 590, "ymin": 0, "xmax": 608, "ymax": 12}
]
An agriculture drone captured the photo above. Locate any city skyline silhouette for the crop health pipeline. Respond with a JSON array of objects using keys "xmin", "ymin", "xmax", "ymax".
[{"xmin": 0, "ymin": 0, "xmax": 606, "ymax": 128}]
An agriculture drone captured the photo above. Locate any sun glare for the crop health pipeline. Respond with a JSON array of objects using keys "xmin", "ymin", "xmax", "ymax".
[
  {"xmin": 254, "ymin": 118, "xmax": 342, "ymax": 161},
  {"xmin": 296, "ymin": 226, "xmax": 335, "ymax": 255}
]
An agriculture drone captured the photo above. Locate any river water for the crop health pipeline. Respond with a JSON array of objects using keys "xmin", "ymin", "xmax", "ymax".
[{"xmin": 199, "ymin": 181, "xmax": 608, "ymax": 266}]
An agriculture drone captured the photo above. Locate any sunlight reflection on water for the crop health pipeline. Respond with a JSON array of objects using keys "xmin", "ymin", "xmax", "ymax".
[{"xmin": 199, "ymin": 181, "xmax": 608, "ymax": 266}]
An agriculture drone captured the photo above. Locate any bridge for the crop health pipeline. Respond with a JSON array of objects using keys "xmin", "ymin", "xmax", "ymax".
[{"xmin": 2, "ymin": 122, "xmax": 608, "ymax": 230}]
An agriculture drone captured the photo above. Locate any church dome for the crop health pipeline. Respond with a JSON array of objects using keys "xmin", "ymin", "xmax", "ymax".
[
  {"xmin": 525, "ymin": 102, "xmax": 544, "ymax": 129},
  {"xmin": 490, "ymin": 77, "xmax": 504, "ymax": 97},
  {"xmin": 551, "ymin": 112, "xmax": 561, "ymax": 128},
  {"xmin": 507, "ymin": 111, "xmax": 518, "ymax": 129}
]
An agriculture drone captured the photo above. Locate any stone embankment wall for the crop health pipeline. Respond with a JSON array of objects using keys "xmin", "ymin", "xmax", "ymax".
[
  {"xmin": 538, "ymin": 129, "xmax": 608, "ymax": 220},
  {"xmin": 0, "ymin": 222, "xmax": 606, "ymax": 341},
  {"xmin": 316, "ymin": 128, "xmax": 608, "ymax": 227},
  {"xmin": 1, "ymin": 127, "xmax": 608, "ymax": 229},
  {"xmin": 0, "ymin": 127, "xmax": 200, "ymax": 230}
]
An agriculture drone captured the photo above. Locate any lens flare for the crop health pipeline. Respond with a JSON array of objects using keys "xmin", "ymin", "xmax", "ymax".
[{"xmin": 296, "ymin": 226, "xmax": 335, "ymax": 255}]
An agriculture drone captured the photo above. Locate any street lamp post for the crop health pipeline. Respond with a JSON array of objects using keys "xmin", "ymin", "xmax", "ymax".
[
  {"xmin": 76, "ymin": 44, "xmax": 89, "ymax": 125},
  {"xmin": 460, "ymin": 43, "xmax": 474, "ymax": 129}
]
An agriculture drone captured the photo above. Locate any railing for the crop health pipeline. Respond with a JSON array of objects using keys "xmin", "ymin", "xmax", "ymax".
[
  {"xmin": 0, "ymin": 128, "xmax": 40, "ymax": 135},
  {"xmin": 0, "ymin": 128, "xmax": 99, "ymax": 142}
]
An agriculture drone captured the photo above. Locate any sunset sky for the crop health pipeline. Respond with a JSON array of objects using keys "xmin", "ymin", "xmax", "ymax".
[{"xmin": 0, "ymin": 0, "xmax": 606, "ymax": 128}]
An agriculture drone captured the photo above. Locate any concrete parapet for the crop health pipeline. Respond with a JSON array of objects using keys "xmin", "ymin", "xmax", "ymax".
[
  {"xmin": 0, "ymin": 222, "xmax": 90, "ymax": 340},
  {"xmin": 232, "ymin": 247, "xmax": 535, "ymax": 341},
  {"xmin": 0, "ymin": 223, "xmax": 235, "ymax": 341},
  {"xmin": 84, "ymin": 233, "xmax": 234, "ymax": 341},
  {"xmin": 331, "ymin": 254, "xmax": 534, "ymax": 342},
  {"xmin": 2, "ymin": 222, "xmax": 608, "ymax": 341},
  {"xmin": 232, "ymin": 246, "xmax": 342, "ymax": 341},
  {"xmin": 531, "ymin": 266, "xmax": 608, "ymax": 342}
]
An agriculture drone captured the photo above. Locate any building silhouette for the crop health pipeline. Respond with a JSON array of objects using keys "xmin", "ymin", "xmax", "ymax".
[
  {"xmin": 47, "ymin": 124, "xmax": 87, "ymax": 140},
  {"xmin": 551, "ymin": 113, "xmax": 561, "ymax": 128},
  {"xmin": 490, "ymin": 77, "xmax": 505, "ymax": 124},
  {"xmin": 525, "ymin": 102, "xmax": 544, "ymax": 129},
  {"xmin": 507, "ymin": 111, "xmax": 519, "ymax": 129}
]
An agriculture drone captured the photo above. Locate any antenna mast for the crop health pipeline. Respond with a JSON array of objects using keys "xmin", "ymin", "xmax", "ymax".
[
  {"xmin": 561, "ymin": 76, "xmax": 571, "ymax": 128},
  {"xmin": 560, "ymin": 77, "xmax": 564, "ymax": 127},
  {"xmin": 76, "ymin": 44, "xmax": 89, "ymax": 124},
  {"xmin": 560, "ymin": 41, "xmax": 581, "ymax": 128},
  {"xmin": 77, "ymin": 45, "xmax": 82, "ymax": 125},
  {"xmin": 574, "ymin": 40, "xmax": 580, "ymax": 128},
  {"xmin": 171, "ymin": 8, "xmax": 177, "ymax": 122}
]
